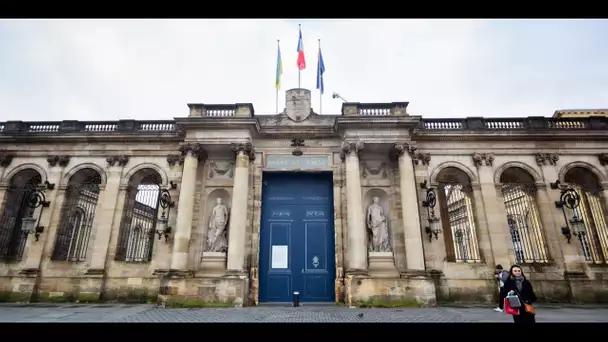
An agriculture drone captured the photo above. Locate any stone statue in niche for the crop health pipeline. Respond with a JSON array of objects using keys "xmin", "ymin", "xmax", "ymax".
[
  {"xmin": 366, "ymin": 197, "xmax": 391, "ymax": 252},
  {"xmin": 205, "ymin": 198, "xmax": 229, "ymax": 253}
]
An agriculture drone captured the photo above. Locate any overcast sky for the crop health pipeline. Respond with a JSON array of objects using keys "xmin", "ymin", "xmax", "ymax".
[{"xmin": 0, "ymin": 19, "xmax": 606, "ymax": 122}]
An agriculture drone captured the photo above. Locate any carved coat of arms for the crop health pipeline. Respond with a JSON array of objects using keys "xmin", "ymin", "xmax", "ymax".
[{"xmin": 285, "ymin": 88, "xmax": 312, "ymax": 122}]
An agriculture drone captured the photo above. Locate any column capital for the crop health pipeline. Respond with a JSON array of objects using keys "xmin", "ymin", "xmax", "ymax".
[
  {"xmin": 230, "ymin": 142, "xmax": 255, "ymax": 161},
  {"xmin": 471, "ymin": 152, "xmax": 494, "ymax": 167},
  {"xmin": 179, "ymin": 143, "xmax": 207, "ymax": 161},
  {"xmin": 389, "ymin": 142, "xmax": 417, "ymax": 161},
  {"xmin": 340, "ymin": 140, "xmax": 364, "ymax": 160}
]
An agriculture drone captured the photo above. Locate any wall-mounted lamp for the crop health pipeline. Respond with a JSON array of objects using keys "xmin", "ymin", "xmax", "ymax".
[
  {"xmin": 156, "ymin": 181, "xmax": 176, "ymax": 243},
  {"xmin": 331, "ymin": 92, "xmax": 348, "ymax": 102},
  {"xmin": 21, "ymin": 181, "xmax": 54, "ymax": 242},
  {"xmin": 553, "ymin": 181, "xmax": 584, "ymax": 243},
  {"xmin": 420, "ymin": 180, "xmax": 441, "ymax": 242}
]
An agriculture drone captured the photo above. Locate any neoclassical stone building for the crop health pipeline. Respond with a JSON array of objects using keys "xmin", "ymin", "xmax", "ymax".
[{"xmin": 0, "ymin": 88, "xmax": 607, "ymax": 306}]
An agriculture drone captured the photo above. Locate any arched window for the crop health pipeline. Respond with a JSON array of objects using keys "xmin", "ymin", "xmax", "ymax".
[
  {"xmin": 563, "ymin": 167, "xmax": 608, "ymax": 263},
  {"xmin": 115, "ymin": 169, "xmax": 162, "ymax": 262},
  {"xmin": 52, "ymin": 168, "xmax": 101, "ymax": 261},
  {"xmin": 499, "ymin": 167, "xmax": 548, "ymax": 264},
  {"xmin": 0, "ymin": 169, "xmax": 42, "ymax": 261},
  {"xmin": 436, "ymin": 167, "xmax": 481, "ymax": 262}
]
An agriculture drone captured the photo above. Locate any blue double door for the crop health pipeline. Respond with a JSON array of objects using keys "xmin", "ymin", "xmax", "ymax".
[{"xmin": 259, "ymin": 172, "xmax": 336, "ymax": 303}]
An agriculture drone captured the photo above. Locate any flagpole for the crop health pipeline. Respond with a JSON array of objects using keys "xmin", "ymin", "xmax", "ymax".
[
  {"xmin": 276, "ymin": 39, "xmax": 280, "ymax": 114},
  {"xmin": 318, "ymin": 39, "xmax": 322, "ymax": 115},
  {"xmin": 298, "ymin": 24, "xmax": 301, "ymax": 89}
]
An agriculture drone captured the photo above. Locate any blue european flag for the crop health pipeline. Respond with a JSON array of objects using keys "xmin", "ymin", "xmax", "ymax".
[{"xmin": 316, "ymin": 47, "xmax": 325, "ymax": 94}]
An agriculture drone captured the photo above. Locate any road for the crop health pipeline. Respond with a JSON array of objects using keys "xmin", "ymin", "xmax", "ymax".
[{"xmin": 0, "ymin": 303, "xmax": 606, "ymax": 322}]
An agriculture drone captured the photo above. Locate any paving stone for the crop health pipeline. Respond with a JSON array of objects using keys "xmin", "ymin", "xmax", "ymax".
[{"xmin": 0, "ymin": 304, "xmax": 607, "ymax": 323}]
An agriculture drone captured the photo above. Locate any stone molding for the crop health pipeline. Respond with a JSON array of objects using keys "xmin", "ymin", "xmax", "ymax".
[
  {"xmin": 230, "ymin": 142, "xmax": 255, "ymax": 161},
  {"xmin": 179, "ymin": 143, "xmax": 207, "ymax": 161},
  {"xmin": 339, "ymin": 141, "xmax": 364, "ymax": 160},
  {"xmin": 46, "ymin": 155, "xmax": 71, "ymax": 167},
  {"xmin": 166, "ymin": 154, "xmax": 185, "ymax": 167},
  {"xmin": 0, "ymin": 154, "xmax": 14, "ymax": 168},
  {"xmin": 535, "ymin": 152, "xmax": 559, "ymax": 166},
  {"xmin": 471, "ymin": 152, "xmax": 494, "ymax": 167},
  {"xmin": 389, "ymin": 142, "xmax": 416, "ymax": 161},
  {"xmin": 106, "ymin": 155, "xmax": 130, "ymax": 167},
  {"xmin": 412, "ymin": 152, "xmax": 431, "ymax": 165},
  {"xmin": 598, "ymin": 153, "xmax": 608, "ymax": 166}
]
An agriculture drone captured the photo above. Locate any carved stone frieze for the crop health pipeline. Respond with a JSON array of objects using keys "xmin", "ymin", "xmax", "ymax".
[
  {"xmin": 360, "ymin": 161, "xmax": 388, "ymax": 179},
  {"xmin": 472, "ymin": 152, "xmax": 494, "ymax": 167},
  {"xmin": 231, "ymin": 142, "xmax": 255, "ymax": 161},
  {"xmin": 0, "ymin": 154, "xmax": 14, "ymax": 168},
  {"xmin": 389, "ymin": 142, "xmax": 416, "ymax": 161},
  {"xmin": 179, "ymin": 143, "xmax": 207, "ymax": 161},
  {"xmin": 535, "ymin": 152, "xmax": 559, "ymax": 166},
  {"xmin": 597, "ymin": 153, "xmax": 608, "ymax": 166},
  {"xmin": 106, "ymin": 155, "xmax": 130, "ymax": 167},
  {"xmin": 47, "ymin": 155, "xmax": 71, "ymax": 167},
  {"xmin": 208, "ymin": 161, "xmax": 235, "ymax": 179},
  {"xmin": 167, "ymin": 154, "xmax": 185, "ymax": 167},
  {"xmin": 412, "ymin": 152, "xmax": 431, "ymax": 166},
  {"xmin": 340, "ymin": 141, "xmax": 364, "ymax": 160}
]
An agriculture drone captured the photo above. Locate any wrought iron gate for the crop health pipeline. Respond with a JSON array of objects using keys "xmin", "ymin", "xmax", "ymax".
[
  {"xmin": 51, "ymin": 177, "xmax": 100, "ymax": 262},
  {"xmin": 115, "ymin": 184, "xmax": 161, "ymax": 262},
  {"xmin": 0, "ymin": 184, "xmax": 39, "ymax": 261}
]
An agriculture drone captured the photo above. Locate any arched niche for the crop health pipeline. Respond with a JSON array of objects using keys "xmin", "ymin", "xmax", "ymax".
[
  {"xmin": 203, "ymin": 188, "xmax": 231, "ymax": 253},
  {"xmin": 362, "ymin": 188, "xmax": 391, "ymax": 252},
  {"xmin": 499, "ymin": 166, "xmax": 536, "ymax": 184},
  {"xmin": 2, "ymin": 163, "xmax": 47, "ymax": 186},
  {"xmin": 494, "ymin": 162, "xmax": 542, "ymax": 185},
  {"xmin": 562, "ymin": 165, "xmax": 605, "ymax": 190},
  {"xmin": 430, "ymin": 161, "xmax": 477, "ymax": 186},
  {"xmin": 122, "ymin": 163, "xmax": 168, "ymax": 187},
  {"xmin": 8, "ymin": 168, "xmax": 43, "ymax": 187}
]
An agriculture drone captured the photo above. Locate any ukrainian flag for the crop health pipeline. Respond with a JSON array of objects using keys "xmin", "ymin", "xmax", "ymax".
[{"xmin": 275, "ymin": 43, "xmax": 283, "ymax": 89}]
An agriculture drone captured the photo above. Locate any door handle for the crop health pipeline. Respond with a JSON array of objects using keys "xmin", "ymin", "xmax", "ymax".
[{"xmin": 301, "ymin": 269, "xmax": 305, "ymax": 273}]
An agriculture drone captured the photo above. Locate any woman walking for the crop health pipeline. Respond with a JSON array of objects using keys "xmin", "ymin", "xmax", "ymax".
[{"xmin": 501, "ymin": 264, "xmax": 537, "ymax": 324}]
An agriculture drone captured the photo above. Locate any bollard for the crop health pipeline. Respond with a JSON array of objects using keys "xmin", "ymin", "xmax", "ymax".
[{"xmin": 293, "ymin": 291, "xmax": 300, "ymax": 307}]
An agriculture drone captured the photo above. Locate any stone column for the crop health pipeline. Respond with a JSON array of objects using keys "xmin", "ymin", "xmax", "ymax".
[
  {"xmin": 169, "ymin": 143, "xmax": 206, "ymax": 272},
  {"xmin": 393, "ymin": 143, "xmax": 425, "ymax": 270},
  {"xmin": 226, "ymin": 142, "xmax": 255, "ymax": 274},
  {"xmin": 86, "ymin": 157, "xmax": 128, "ymax": 273},
  {"xmin": 340, "ymin": 141, "xmax": 367, "ymax": 273}
]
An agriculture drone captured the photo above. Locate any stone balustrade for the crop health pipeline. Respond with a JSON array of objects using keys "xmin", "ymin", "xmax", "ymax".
[{"xmin": 1, "ymin": 109, "xmax": 607, "ymax": 137}]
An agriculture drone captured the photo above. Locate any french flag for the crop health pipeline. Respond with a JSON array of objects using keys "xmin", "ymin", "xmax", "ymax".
[{"xmin": 297, "ymin": 26, "xmax": 306, "ymax": 70}]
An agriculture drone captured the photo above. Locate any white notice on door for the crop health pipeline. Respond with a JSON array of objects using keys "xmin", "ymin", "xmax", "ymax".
[{"xmin": 271, "ymin": 245, "xmax": 288, "ymax": 269}]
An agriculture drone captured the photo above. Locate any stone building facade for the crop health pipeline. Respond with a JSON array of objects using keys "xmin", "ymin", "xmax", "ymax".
[{"xmin": 0, "ymin": 88, "xmax": 607, "ymax": 306}]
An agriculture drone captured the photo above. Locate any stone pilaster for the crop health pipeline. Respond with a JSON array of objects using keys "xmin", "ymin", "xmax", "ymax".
[
  {"xmin": 169, "ymin": 143, "xmax": 206, "ymax": 272},
  {"xmin": 393, "ymin": 143, "xmax": 425, "ymax": 271},
  {"xmin": 86, "ymin": 162, "xmax": 126, "ymax": 273},
  {"xmin": 225, "ymin": 142, "xmax": 255, "ymax": 274},
  {"xmin": 471, "ymin": 185, "xmax": 494, "ymax": 266},
  {"xmin": 340, "ymin": 140, "xmax": 367, "ymax": 273},
  {"xmin": 473, "ymin": 153, "xmax": 510, "ymax": 267}
]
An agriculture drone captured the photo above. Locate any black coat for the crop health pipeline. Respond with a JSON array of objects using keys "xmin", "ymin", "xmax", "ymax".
[{"xmin": 500, "ymin": 277, "xmax": 537, "ymax": 304}]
